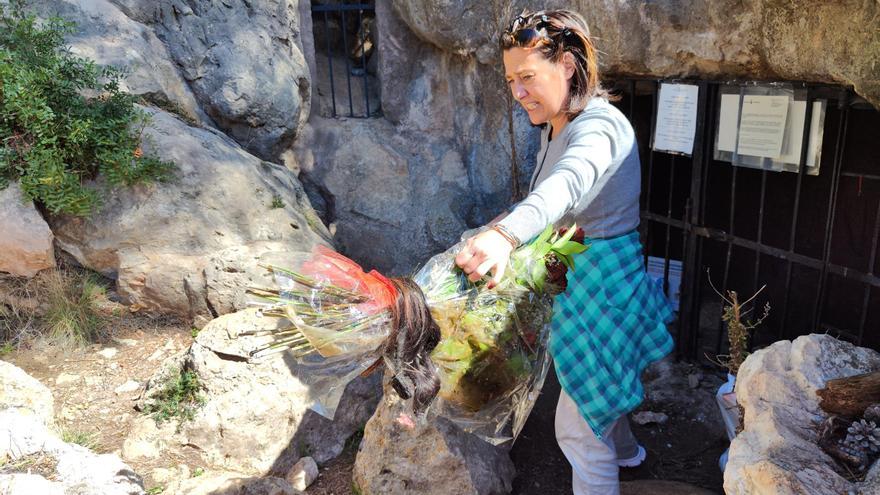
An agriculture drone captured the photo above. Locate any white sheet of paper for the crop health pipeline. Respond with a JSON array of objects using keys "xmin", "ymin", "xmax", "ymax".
[
  {"xmin": 736, "ymin": 95, "xmax": 790, "ymax": 157},
  {"xmin": 717, "ymin": 94, "xmax": 740, "ymax": 152},
  {"xmin": 775, "ymin": 100, "xmax": 822, "ymax": 168},
  {"xmin": 653, "ymin": 83, "xmax": 699, "ymax": 155}
]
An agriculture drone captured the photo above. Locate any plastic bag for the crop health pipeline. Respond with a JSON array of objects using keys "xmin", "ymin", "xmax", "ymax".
[
  {"xmin": 246, "ymin": 245, "xmax": 394, "ymax": 418},
  {"xmin": 246, "ymin": 226, "xmax": 586, "ymax": 445},
  {"xmin": 413, "ymin": 237, "xmax": 555, "ymax": 445}
]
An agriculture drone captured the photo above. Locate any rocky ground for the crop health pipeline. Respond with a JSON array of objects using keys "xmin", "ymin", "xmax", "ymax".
[
  {"xmin": 3, "ymin": 312, "xmax": 728, "ymax": 494},
  {"xmin": 0, "ymin": 268, "xmax": 728, "ymax": 494},
  {"xmin": 2, "ymin": 315, "xmax": 203, "ymax": 491}
]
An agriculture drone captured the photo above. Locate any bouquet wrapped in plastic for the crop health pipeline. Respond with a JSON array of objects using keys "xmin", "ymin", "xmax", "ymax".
[{"xmin": 245, "ymin": 225, "xmax": 587, "ymax": 444}]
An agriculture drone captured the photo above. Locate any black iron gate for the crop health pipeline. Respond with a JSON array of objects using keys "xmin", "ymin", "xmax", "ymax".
[
  {"xmin": 311, "ymin": 2, "xmax": 377, "ymax": 118},
  {"xmin": 610, "ymin": 80, "xmax": 880, "ymax": 361}
]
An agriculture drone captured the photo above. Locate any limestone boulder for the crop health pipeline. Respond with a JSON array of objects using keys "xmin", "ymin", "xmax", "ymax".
[
  {"xmin": 128, "ymin": 309, "xmax": 380, "ymax": 475},
  {"xmin": 298, "ymin": 116, "xmax": 475, "ymax": 274},
  {"xmin": 389, "ymin": 0, "xmax": 880, "ymax": 108},
  {"xmin": 29, "ymin": 0, "xmax": 208, "ymax": 126},
  {"xmin": 0, "ymin": 474, "xmax": 65, "ymax": 495},
  {"xmin": 724, "ymin": 334, "xmax": 880, "ymax": 494},
  {"xmin": 0, "ymin": 361, "xmax": 54, "ymax": 428},
  {"xmin": 49, "ymin": 107, "xmax": 330, "ymax": 323},
  {"xmin": 153, "ymin": 0, "xmax": 311, "ymax": 161},
  {"xmin": 352, "ymin": 388, "xmax": 516, "ymax": 495},
  {"xmin": 0, "ymin": 183, "xmax": 54, "ymax": 278},
  {"xmin": 390, "ymin": 1, "xmax": 511, "ymax": 64},
  {"xmin": 0, "ymin": 410, "xmax": 145, "ymax": 495}
]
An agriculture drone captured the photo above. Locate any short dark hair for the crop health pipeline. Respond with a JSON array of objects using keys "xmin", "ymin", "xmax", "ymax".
[{"xmin": 500, "ymin": 9, "xmax": 616, "ymax": 121}]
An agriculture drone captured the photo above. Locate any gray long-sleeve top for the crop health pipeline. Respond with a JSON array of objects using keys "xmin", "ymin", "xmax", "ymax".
[{"xmin": 498, "ymin": 97, "xmax": 641, "ymax": 243}]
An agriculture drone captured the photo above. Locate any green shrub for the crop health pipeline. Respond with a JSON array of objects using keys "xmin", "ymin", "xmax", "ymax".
[
  {"xmin": 142, "ymin": 369, "xmax": 205, "ymax": 425},
  {"xmin": 0, "ymin": 0, "xmax": 173, "ymax": 216}
]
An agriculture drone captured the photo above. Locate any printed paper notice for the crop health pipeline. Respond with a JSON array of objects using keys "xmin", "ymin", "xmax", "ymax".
[
  {"xmin": 653, "ymin": 83, "xmax": 699, "ymax": 155},
  {"xmin": 716, "ymin": 94, "xmax": 741, "ymax": 153},
  {"xmin": 736, "ymin": 95, "xmax": 789, "ymax": 157}
]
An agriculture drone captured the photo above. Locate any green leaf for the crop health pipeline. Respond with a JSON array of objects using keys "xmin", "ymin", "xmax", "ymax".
[
  {"xmin": 551, "ymin": 223, "xmax": 578, "ymax": 249},
  {"xmin": 554, "ymin": 241, "xmax": 588, "ymax": 256}
]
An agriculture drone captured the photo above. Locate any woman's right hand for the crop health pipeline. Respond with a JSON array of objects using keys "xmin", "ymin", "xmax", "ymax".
[{"xmin": 454, "ymin": 228, "xmax": 515, "ymax": 289}]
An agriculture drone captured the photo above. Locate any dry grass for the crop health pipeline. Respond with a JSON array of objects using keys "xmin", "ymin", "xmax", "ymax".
[
  {"xmin": 0, "ymin": 267, "xmax": 110, "ymax": 349},
  {"xmin": 42, "ymin": 268, "xmax": 107, "ymax": 346},
  {"xmin": 0, "ymin": 452, "xmax": 58, "ymax": 480},
  {"xmin": 0, "ymin": 273, "xmax": 45, "ymax": 347}
]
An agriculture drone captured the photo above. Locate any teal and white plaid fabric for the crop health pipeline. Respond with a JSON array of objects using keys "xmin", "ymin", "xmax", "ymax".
[{"xmin": 550, "ymin": 230, "xmax": 674, "ymax": 439}]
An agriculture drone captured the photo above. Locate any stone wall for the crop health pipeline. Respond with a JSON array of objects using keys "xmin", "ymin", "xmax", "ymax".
[
  {"xmin": 300, "ymin": 0, "xmax": 879, "ymax": 274},
  {"xmin": 4, "ymin": 0, "xmax": 877, "ymax": 308}
]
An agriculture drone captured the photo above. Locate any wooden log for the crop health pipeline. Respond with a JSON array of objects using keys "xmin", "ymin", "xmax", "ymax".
[{"xmin": 816, "ymin": 370, "xmax": 880, "ymax": 417}]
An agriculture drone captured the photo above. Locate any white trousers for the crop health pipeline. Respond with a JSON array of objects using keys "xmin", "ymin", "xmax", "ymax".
[{"xmin": 555, "ymin": 389, "xmax": 640, "ymax": 495}]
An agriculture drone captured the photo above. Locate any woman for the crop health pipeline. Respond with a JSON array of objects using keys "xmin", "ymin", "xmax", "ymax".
[{"xmin": 454, "ymin": 10, "xmax": 674, "ymax": 494}]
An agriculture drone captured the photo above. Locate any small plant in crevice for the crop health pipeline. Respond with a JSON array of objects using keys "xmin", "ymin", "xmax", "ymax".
[
  {"xmin": 344, "ymin": 425, "xmax": 365, "ymax": 452},
  {"xmin": 270, "ymin": 194, "xmax": 285, "ymax": 209},
  {"xmin": 60, "ymin": 427, "xmax": 102, "ymax": 452},
  {"xmin": 141, "ymin": 369, "xmax": 205, "ymax": 427},
  {"xmin": 707, "ymin": 270, "xmax": 770, "ymax": 376}
]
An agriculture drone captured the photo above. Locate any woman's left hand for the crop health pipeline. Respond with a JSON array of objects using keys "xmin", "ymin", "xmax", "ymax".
[{"xmin": 454, "ymin": 228, "xmax": 515, "ymax": 288}]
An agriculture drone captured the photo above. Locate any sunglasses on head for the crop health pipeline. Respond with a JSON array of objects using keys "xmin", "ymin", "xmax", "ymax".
[{"xmin": 503, "ymin": 14, "xmax": 572, "ymax": 48}]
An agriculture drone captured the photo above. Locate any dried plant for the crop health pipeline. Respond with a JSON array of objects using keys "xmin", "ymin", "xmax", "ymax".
[{"xmin": 707, "ymin": 270, "xmax": 770, "ymax": 376}]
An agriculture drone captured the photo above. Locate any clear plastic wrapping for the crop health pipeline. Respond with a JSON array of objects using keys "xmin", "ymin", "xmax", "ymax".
[
  {"xmin": 414, "ymin": 239, "xmax": 555, "ymax": 445},
  {"xmin": 247, "ymin": 226, "xmax": 586, "ymax": 445}
]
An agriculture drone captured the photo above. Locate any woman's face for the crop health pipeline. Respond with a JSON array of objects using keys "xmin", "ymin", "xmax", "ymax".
[{"xmin": 503, "ymin": 46, "xmax": 573, "ymax": 127}]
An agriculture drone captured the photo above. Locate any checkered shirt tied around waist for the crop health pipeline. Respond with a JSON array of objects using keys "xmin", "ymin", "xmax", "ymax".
[{"xmin": 550, "ymin": 230, "xmax": 674, "ymax": 439}]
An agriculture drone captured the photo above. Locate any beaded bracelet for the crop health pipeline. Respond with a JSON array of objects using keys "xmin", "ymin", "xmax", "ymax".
[{"xmin": 491, "ymin": 224, "xmax": 521, "ymax": 248}]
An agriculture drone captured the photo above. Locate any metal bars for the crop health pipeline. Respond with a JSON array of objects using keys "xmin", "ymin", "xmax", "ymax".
[
  {"xmin": 617, "ymin": 79, "xmax": 879, "ymax": 359},
  {"xmin": 311, "ymin": 3, "xmax": 375, "ymax": 118}
]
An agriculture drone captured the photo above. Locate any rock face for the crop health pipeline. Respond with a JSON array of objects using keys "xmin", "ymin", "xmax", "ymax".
[
  {"xmin": 152, "ymin": 0, "xmax": 311, "ymax": 161},
  {"xmin": 49, "ymin": 108, "xmax": 331, "ymax": 324},
  {"xmin": 298, "ymin": 0, "xmax": 539, "ymax": 275},
  {"xmin": 30, "ymin": 0, "xmax": 209, "ymax": 126},
  {"xmin": 129, "ymin": 309, "xmax": 380, "ymax": 475},
  {"xmin": 352, "ymin": 387, "xmax": 516, "ymax": 495},
  {"xmin": 0, "ymin": 183, "xmax": 54, "ymax": 278},
  {"xmin": 388, "ymin": 0, "xmax": 880, "ymax": 109},
  {"xmin": 0, "ymin": 363, "xmax": 145, "ymax": 495},
  {"xmin": 724, "ymin": 334, "xmax": 880, "ymax": 494},
  {"xmin": 297, "ymin": 116, "xmax": 481, "ymax": 275}
]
